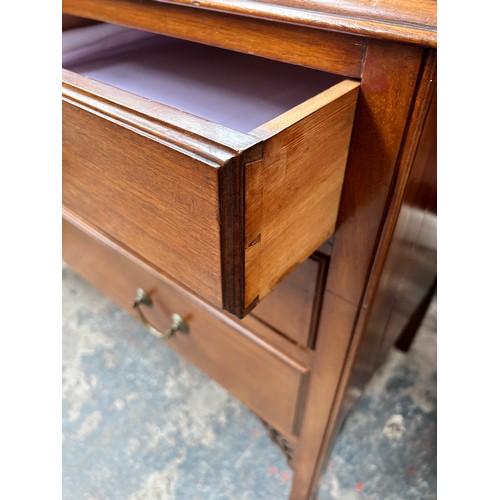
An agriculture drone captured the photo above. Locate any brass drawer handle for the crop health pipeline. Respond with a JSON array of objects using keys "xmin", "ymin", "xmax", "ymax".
[{"xmin": 132, "ymin": 288, "xmax": 188, "ymax": 339}]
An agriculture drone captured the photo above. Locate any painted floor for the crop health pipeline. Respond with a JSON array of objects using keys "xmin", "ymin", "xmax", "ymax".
[{"xmin": 62, "ymin": 264, "xmax": 436, "ymax": 499}]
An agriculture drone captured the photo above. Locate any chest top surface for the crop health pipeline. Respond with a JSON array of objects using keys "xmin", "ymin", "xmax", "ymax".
[{"xmin": 154, "ymin": 0, "xmax": 437, "ymax": 47}]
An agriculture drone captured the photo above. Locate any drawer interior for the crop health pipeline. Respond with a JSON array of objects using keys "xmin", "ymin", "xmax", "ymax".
[{"xmin": 62, "ymin": 23, "xmax": 343, "ymax": 133}]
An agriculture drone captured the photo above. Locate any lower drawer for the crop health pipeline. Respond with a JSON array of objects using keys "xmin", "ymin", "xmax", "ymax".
[{"xmin": 63, "ymin": 215, "xmax": 310, "ymax": 438}]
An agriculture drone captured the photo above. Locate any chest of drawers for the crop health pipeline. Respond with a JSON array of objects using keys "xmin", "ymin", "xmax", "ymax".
[{"xmin": 62, "ymin": 1, "xmax": 437, "ymax": 498}]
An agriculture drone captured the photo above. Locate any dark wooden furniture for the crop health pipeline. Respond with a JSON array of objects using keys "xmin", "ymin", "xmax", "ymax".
[{"xmin": 62, "ymin": 1, "xmax": 437, "ymax": 498}]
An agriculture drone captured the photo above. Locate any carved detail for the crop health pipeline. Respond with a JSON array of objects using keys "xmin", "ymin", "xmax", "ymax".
[{"xmin": 261, "ymin": 419, "xmax": 295, "ymax": 465}]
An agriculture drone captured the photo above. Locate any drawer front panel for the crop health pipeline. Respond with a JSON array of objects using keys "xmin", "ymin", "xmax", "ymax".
[
  {"xmin": 63, "ymin": 216, "xmax": 310, "ymax": 437},
  {"xmin": 63, "ymin": 100, "xmax": 224, "ymax": 307}
]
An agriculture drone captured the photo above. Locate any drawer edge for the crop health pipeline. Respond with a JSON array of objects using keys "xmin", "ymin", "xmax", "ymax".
[
  {"xmin": 244, "ymin": 82, "xmax": 360, "ymax": 309},
  {"xmin": 63, "ymin": 68, "xmax": 263, "ymax": 166}
]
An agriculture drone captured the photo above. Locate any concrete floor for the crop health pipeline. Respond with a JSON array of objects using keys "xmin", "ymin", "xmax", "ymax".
[{"xmin": 62, "ymin": 264, "xmax": 436, "ymax": 499}]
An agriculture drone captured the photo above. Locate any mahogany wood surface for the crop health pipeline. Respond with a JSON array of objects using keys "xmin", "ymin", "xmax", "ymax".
[
  {"xmin": 155, "ymin": 0, "xmax": 437, "ymax": 47},
  {"xmin": 240, "ymin": 314, "xmax": 314, "ymax": 369},
  {"xmin": 325, "ymin": 41, "xmax": 424, "ymax": 306},
  {"xmin": 158, "ymin": 0, "xmax": 437, "ymax": 47},
  {"xmin": 290, "ymin": 42, "xmax": 432, "ymax": 499},
  {"xmin": 63, "ymin": 215, "xmax": 310, "ymax": 439},
  {"xmin": 366, "ymin": 84, "xmax": 437, "ymax": 365},
  {"xmin": 63, "ymin": 95, "xmax": 226, "ymax": 308},
  {"xmin": 336, "ymin": 66, "xmax": 436, "ymax": 430},
  {"xmin": 61, "ymin": 3, "xmax": 437, "ymax": 498},
  {"xmin": 62, "ymin": 0, "xmax": 367, "ymax": 78},
  {"xmin": 312, "ymin": 56, "xmax": 436, "ymax": 500},
  {"xmin": 343, "ymin": 54, "xmax": 437, "ymax": 398},
  {"xmin": 158, "ymin": 0, "xmax": 436, "ymax": 28}
]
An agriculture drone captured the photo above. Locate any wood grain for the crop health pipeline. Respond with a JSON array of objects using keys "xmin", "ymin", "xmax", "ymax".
[
  {"xmin": 62, "ymin": 0, "xmax": 367, "ymax": 78},
  {"xmin": 337, "ymin": 81, "xmax": 436, "ymax": 426},
  {"xmin": 290, "ymin": 42, "xmax": 428, "ymax": 499},
  {"xmin": 155, "ymin": 0, "xmax": 437, "ymax": 47},
  {"xmin": 61, "ymin": 4, "xmax": 438, "ymax": 496},
  {"xmin": 63, "ymin": 215, "xmax": 310, "ymax": 438},
  {"xmin": 303, "ymin": 53, "xmax": 437, "ymax": 500},
  {"xmin": 63, "ymin": 101, "xmax": 224, "ymax": 307},
  {"xmin": 325, "ymin": 42, "xmax": 424, "ymax": 305},
  {"xmin": 364, "ymin": 83, "xmax": 437, "ymax": 366},
  {"xmin": 246, "ymin": 81, "xmax": 359, "ymax": 310}
]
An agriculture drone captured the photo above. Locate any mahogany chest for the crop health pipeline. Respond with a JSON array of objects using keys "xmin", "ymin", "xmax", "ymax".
[{"xmin": 62, "ymin": 1, "xmax": 437, "ymax": 497}]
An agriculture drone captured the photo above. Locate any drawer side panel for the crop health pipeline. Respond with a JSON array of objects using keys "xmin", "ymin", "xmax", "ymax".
[{"xmin": 245, "ymin": 82, "xmax": 359, "ymax": 307}]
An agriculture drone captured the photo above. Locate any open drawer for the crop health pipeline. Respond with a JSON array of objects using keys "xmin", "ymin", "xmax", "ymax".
[{"xmin": 62, "ymin": 23, "xmax": 359, "ymax": 317}]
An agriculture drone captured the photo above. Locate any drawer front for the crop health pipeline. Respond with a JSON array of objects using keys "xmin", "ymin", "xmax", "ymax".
[
  {"xmin": 63, "ymin": 100, "xmax": 225, "ymax": 307},
  {"xmin": 63, "ymin": 215, "xmax": 310, "ymax": 438},
  {"xmin": 62, "ymin": 33, "xmax": 359, "ymax": 317}
]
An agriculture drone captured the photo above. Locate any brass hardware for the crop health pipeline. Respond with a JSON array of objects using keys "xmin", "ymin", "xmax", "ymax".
[{"xmin": 132, "ymin": 288, "xmax": 188, "ymax": 339}]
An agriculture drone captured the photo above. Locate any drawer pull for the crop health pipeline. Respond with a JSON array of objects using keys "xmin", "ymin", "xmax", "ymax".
[{"xmin": 132, "ymin": 288, "xmax": 188, "ymax": 339}]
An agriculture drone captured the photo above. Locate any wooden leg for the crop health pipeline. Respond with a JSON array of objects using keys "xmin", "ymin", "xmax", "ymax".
[{"xmin": 395, "ymin": 279, "xmax": 436, "ymax": 352}]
